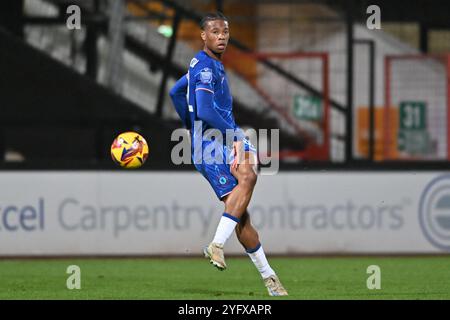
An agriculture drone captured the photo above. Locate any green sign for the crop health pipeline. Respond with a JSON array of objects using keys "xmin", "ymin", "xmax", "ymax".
[
  {"xmin": 398, "ymin": 101, "xmax": 430, "ymax": 155},
  {"xmin": 397, "ymin": 130, "xmax": 431, "ymax": 154},
  {"xmin": 293, "ymin": 95, "xmax": 322, "ymax": 121},
  {"xmin": 399, "ymin": 101, "xmax": 426, "ymax": 130}
]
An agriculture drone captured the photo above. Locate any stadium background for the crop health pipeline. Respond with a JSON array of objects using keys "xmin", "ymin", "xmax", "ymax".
[{"xmin": 1, "ymin": 0, "xmax": 450, "ymax": 299}]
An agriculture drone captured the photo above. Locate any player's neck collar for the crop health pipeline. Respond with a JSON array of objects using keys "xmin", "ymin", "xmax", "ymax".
[{"xmin": 202, "ymin": 49, "xmax": 223, "ymax": 63}]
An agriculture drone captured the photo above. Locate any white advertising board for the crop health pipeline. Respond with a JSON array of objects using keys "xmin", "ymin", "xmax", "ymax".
[{"xmin": 1, "ymin": 171, "xmax": 449, "ymax": 255}]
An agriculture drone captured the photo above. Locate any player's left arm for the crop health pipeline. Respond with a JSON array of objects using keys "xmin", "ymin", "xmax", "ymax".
[
  {"xmin": 195, "ymin": 68, "xmax": 245, "ymax": 168},
  {"xmin": 195, "ymin": 68, "xmax": 245, "ymax": 140}
]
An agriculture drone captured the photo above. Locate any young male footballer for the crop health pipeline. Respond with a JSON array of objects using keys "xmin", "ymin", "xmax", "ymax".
[{"xmin": 169, "ymin": 12, "xmax": 288, "ymax": 296}]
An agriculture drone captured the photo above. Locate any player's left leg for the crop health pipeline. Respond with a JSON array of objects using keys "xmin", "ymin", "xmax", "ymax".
[
  {"xmin": 223, "ymin": 152, "xmax": 258, "ymax": 218},
  {"xmin": 235, "ymin": 211, "xmax": 288, "ymax": 296}
]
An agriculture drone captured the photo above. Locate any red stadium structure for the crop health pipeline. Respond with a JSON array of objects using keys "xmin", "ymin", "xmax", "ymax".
[
  {"xmin": 384, "ymin": 54, "xmax": 450, "ymax": 161},
  {"xmin": 224, "ymin": 51, "xmax": 330, "ymax": 161}
]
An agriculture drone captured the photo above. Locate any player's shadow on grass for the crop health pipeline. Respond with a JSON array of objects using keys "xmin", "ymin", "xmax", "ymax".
[{"xmin": 179, "ymin": 288, "xmax": 264, "ymax": 297}]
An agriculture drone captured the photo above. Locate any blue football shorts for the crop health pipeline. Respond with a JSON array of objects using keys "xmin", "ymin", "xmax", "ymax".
[{"xmin": 193, "ymin": 138, "xmax": 257, "ymax": 200}]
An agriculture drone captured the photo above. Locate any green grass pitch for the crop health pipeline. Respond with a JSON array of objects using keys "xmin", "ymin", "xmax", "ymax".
[{"xmin": 0, "ymin": 256, "xmax": 449, "ymax": 299}]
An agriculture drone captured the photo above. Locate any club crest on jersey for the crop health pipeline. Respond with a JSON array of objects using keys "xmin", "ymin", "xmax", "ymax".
[
  {"xmin": 219, "ymin": 176, "xmax": 228, "ymax": 185},
  {"xmin": 200, "ymin": 68, "xmax": 213, "ymax": 84}
]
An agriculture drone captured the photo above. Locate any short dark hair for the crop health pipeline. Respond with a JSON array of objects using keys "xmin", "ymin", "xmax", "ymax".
[{"xmin": 200, "ymin": 12, "xmax": 228, "ymax": 30}]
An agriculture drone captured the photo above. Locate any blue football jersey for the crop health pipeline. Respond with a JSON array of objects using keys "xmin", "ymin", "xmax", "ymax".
[
  {"xmin": 187, "ymin": 50, "xmax": 237, "ymax": 141},
  {"xmin": 182, "ymin": 51, "xmax": 258, "ymax": 199}
]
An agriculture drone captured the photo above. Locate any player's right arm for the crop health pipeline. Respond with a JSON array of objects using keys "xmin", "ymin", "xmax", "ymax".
[{"xmin": 169, "ymin": 74, "xmax": 189, "ymax": 128}]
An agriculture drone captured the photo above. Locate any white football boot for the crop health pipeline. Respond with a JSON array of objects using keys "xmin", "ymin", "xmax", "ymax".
[
  {"xmin": 203, "ymin": 242, "xmax": 227, "ymax": 271},
  {"xmin": 263, "ymin": 275, "xmax": 289, "ymax": 296}
]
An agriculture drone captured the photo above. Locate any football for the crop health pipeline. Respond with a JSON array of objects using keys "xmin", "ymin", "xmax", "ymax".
[{"xmin": 110, "ymin": 132, "xmax": 149, "ymax": 168}]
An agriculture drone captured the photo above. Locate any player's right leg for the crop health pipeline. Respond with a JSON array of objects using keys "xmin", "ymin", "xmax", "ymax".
[
  {"xmin": 235, "ymin": 211, "xmax": 288, "ymax": 296},
  {"xmin": 199, "ymin": 162, "xmax": 239, "ymax": 271},
  {"xmin": 204, "ymin": 152, "xmax": 258, "ymax": 269}
]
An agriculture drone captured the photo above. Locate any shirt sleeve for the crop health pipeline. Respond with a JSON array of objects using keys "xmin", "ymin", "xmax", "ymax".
[
  {"xmin": 194, "ymin": 67, "xmax": 215, "ymax": 93},
  {"xmin": 169, "ymin": 74, "xmax": 189, "ymax": 128},
  {"xmin": 195, "ymin": 67, "xmax": 244, "ymax": 141}
]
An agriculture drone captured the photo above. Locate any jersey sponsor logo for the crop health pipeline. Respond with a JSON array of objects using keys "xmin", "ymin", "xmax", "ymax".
[
  {"xmin": 199, "ymin": 68, "xmax": 213, "ymax": 84},
  {"xmin": 189, "ymin": 58, "xmax": 199, "ymax": 68}
]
